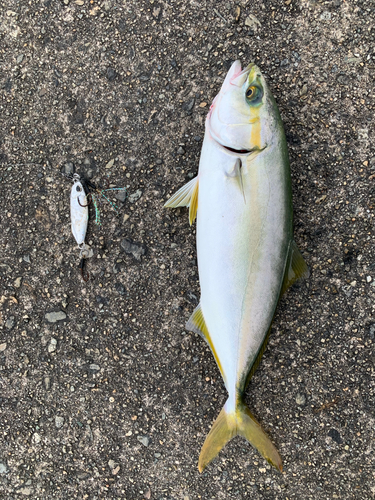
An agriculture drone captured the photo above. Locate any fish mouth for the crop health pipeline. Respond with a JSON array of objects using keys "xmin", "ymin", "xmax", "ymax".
[
  {"xmin": 222, "ymin": 145, "xmax": 257, "ymax": 155},
  {"xmin": 218, "ymin": 141, "xmax": 267, "ymax": 157},
  {"xmin": 209, "ymin": 126, "xmax": 267, "ymax": 157}
]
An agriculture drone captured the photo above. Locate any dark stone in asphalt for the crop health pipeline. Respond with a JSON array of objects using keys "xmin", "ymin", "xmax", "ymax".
[
  {"xmin": 121, "ymin": 239, "xmax": 147, "ymax": 261},
  {"xmin": 328, "ymin": 429, "xmax": 343, "ymax": 445},
  {"xmin": 106, "ymin": 67, "xmax": 116, "ymax": 81}
]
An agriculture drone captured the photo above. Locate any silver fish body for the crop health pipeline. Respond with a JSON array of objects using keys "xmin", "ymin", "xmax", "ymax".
[{"xmin": 197, "ymin": 126, "xmax": 292, "ymax": 409}]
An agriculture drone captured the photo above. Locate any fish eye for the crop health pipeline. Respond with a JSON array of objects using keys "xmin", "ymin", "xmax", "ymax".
[
  {"xmin": 245, "ymin": 85, "xmax": 263, "ymax": 104},
  {"xmin": 246, "ymin": 86, "xmax": 256, "ymax": 99}
]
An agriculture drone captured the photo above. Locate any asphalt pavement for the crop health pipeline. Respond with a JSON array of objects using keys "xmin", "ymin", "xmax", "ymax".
[{"xmin": 0, "ymin": 0, "xmax": 374, "ymax": 498}]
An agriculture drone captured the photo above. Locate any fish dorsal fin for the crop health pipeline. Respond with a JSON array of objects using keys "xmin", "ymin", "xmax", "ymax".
[
  {"xmin": 163, "ymin": 177, "xmax": 199, "ymax": 225},
  {"xmin": 186, "ymin": 303, "xmax": 225, "ymax": 382},
  {"xmin": 280, "ymin": 240, "xmax": 309, "ymax": 297}
]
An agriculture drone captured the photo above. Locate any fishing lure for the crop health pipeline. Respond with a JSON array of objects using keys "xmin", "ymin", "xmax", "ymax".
[
  {"xmin": 70, "ymin": 173, "xmax": 92, "ymax": 281},
  {"xmin": 62, "ymin": 167, "xmax": 127, "ymax": 281}
]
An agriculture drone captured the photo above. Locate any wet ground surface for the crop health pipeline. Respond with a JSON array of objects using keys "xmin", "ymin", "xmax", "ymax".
[{"xmin": 0, "ymin": 0, "xmax": 374, "ymax": 498}]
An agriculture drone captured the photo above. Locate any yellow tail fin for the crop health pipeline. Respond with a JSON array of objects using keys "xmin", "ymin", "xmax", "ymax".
[{"xmin": 198, "ymin": 399, "xmax": 282, "ymax": 473}]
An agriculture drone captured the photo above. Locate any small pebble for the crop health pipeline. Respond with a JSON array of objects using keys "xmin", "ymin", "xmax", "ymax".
[
  {"xmin": 0, "ymin": 463, "xmax": 8, "ymax": 474},
  {"xmin": 45, "ymin": 311, "xmax": 67, "ymax": 323},
  {"xmin": 295, "ymin": 393, "xmax": 306, "ymax": 406},
  {"xmin": 128, "ymin": 189, "xmax": 142, "ymax": 203},
  {"xmin": 115, "ymin": 189, "xmax": 127, "ymax": 202},
  {"xmin": 114, "ymin": 282, "xmax": 126, "ymax": 295},
  {"xmin": 19, "ymin": 487, "xmax": 33, "ymax": 496},
  {"xmin": 14, "ymin": 277, "xmax": 22, "ymax": 288},
  {"xmin": 121, "ymin": 238, "xmax": 146, "ymax": 261},
  {"xmin": 328, "ymin": 428, "xmax": 343, "ymax": 444},
  {"xmin": 89, "ymin": 364, "xmax": 100, "ymax": 371},
  {"xmin": 106, "ymin": 68, "xmax": 116, "ymax": 81},
  {"xmin": 5, "ymin": 317, "xmax": 15, "ymax": 329},
  {"xmin": 62, "ymin": 162, "xmax": 74, "ymax": 176},
  {"xmin": 182, "ymin": 98, "xmax": 195, "ymax": 112},
  {"xmin": 55, "ymin": 416, "xmax": 64, "ymax": 429},
  {"xmin": 0, "ymin": 343, "xmax": 7, "ymax": 352},
  {"xmin": 137, "ymin": 435, "xmax": 150, "ymax": 447},
  {"xmin": 48, "ymin": 338, "xmax": 57, "ymax": 353},
  {"xmin": 44, "ymin": 377, "xmax": 51, "ymax": 390},
  {"xmin": 177, "ymin": 146, "xmax": 185, "ymax": 155},
  {"xmin": 234, "ymin": 5, "xmax": 240, "ymax": 22},
  {"xmin": 32, "ymin": 432, "xmax": 41, "ymax": 444}
]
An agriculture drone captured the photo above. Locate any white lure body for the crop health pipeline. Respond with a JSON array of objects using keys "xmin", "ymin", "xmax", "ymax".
[{"xmin": 70, "ymin": 179, "xmax": 88, "ymax": 246}]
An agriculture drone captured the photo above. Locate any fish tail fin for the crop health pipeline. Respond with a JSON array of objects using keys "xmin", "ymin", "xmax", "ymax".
[{"xmin": 198, "ymin": 398, "xmax": 282, "ymax": 473}]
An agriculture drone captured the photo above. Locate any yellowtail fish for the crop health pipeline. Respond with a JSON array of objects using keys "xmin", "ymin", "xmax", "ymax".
[{"xmin": 165, "ymin": 61, "xmax": 309, "ymax": 472}]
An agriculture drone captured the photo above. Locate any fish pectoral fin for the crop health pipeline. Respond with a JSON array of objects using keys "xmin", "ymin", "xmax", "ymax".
[
  {"xmin": 186, "ymin": 304, "xmax": 225, "ymax": 381},
  {"xmin": 198, "ymin": 399, "xmax": 282, "ymax": 473},
  {"xmin": 163, "ymin": 177, "xmax": 199, "ymax": 225},
  {"xmin": 226, "ymin": 159, "xmax": 246, "ymax": 204},
  {"xmin": 280, "ymin": 240, "xmax": 309, "ymax": 296}
]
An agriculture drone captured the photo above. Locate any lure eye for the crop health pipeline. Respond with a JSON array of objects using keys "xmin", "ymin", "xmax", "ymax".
[{"xmin": 76, "ymin": 185, "xmax": 82, "ymax": 192}]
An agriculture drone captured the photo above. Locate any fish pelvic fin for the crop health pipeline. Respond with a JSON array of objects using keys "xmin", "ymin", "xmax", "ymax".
[
  {"xmin": 280, "ymin": 240, "xmax": 309, "ymax": 297},
  {"xmin": 198, "ymin": 399, "xmax": 282, "ymax": 473},
  {"xmin": 163, "ymin": 177, "xmax": 199, "ymax": 225}
]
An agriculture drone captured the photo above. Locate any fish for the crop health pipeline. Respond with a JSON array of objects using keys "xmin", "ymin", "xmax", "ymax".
[{"xmin": 164, "ymin": 61, "xmax": 308, "ymax": 472}]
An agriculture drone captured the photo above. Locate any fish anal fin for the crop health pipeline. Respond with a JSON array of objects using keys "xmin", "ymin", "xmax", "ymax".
[
  {"xmin": 280, "ymin": 240, "xmax": 309, "ymax": 297},
  {"xmin": 164, "ymin": 177, "xmax": 199, "ymax": 225},
  {"xmin": 244, "ymin": 325, "xmax": 272, "ymax": 390},
  {"xmin": 198, "ymin": 399, "xmax": 282, "ymax": 473},
  {"xmin": 186, "ymin": 304, "xmax": 224, "ymax": 380}
]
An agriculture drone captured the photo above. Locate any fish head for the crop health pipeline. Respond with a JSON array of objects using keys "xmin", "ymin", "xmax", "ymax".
[{"xmin": 207, "ymin": 61, "xmax": 280, "ymax": 156}]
